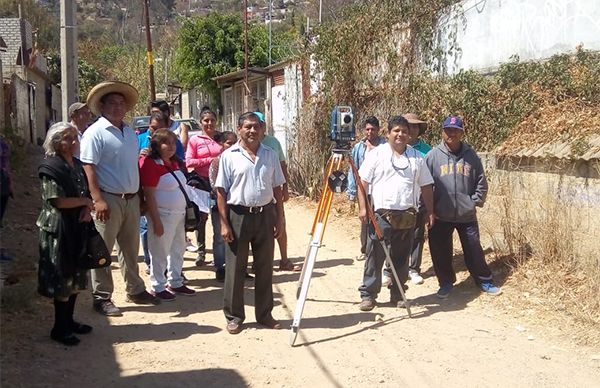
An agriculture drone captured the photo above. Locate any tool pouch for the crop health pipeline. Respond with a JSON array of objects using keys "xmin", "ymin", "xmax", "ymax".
[{"xmin": 378, "ymin": 208, "xmax": 417, "ymax": 230}]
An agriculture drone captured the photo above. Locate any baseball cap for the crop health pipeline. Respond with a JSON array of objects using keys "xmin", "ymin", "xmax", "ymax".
[
  {"xmin": 253, "ymin": 111, "xmax": 265, "ymax": 122},
  {"xmin": 68, "ymin": 102, "xmax": 87, "ymax": 118},
  {"xmin": 442, "ymin": 115, "xmax": 464, "ymax": 130}
]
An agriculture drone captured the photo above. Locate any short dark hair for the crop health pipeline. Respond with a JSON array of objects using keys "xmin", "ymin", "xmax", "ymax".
[
  {"xmin": 387, "ymin": 115, "xmax": 409, "ymax": 132},
  {"xmin": 364, "ymin": 116, "xmax": 380, "ymax": 128},
  {"xmin": 149, "ymin": 128, "xmax": 179, "ymax": 162},
  {"xmin": 200, "ymin": 107, "xmax": 216, "ymax": 120},
  {"xmin": 149, "ymin": 111, "xmax": 167, "ymax": 126},
  {"xmin": 237, "ymin": 112, "xmax": 260, "ymax": 128},
  {"xmin": 214, "ymin": 130, "xmax": 237, "ymax": 145},
  {"xmin": 151, "ymin": 100, "xmax": 170, "ymax": 113}
]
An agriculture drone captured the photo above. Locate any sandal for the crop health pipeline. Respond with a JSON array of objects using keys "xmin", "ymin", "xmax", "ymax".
[{"xmin": 279, "ymin": 259, "xmax": 301, "ymax": 272}]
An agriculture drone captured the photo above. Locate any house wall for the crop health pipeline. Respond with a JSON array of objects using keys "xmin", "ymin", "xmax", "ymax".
[
  {"xmin": 440, "ymin": 0, "xmax": 600, "ymax": 74},
  {"xmin": 271, "ymin": 63, "xmax": 302, "ymax": 158},
  {"xmin": 478, "ymin": 153, "xmax": 600, "ymax": 263}
]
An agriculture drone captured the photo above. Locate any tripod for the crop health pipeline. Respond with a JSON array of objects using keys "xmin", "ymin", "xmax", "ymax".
[{"xmin": 289, "ymin": 148, "xmax": 412, "ymax": 346}]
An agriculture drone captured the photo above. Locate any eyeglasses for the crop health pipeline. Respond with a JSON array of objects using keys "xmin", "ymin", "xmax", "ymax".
[{"xmin": 391, "ymin": 153, "xmax": 410, "ymax": 172}]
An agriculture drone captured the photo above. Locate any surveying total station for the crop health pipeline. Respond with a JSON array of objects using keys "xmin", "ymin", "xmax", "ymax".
[{"xmin": 289, "ymin": 106, "xmax": 412, "ymax": 346}]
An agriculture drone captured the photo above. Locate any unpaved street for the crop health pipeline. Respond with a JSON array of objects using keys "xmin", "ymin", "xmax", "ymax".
[{"xmin": 1, "ymin": 187, "xmax": 600, "ymax": 387}]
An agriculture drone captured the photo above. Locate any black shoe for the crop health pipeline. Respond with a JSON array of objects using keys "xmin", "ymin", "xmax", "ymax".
[
  {"xmin": 215, "ymin": 268, "xmax": 225, "ymax": 282},
  {"xmin": 93, "ymin": 300, "xmax": 122, "ymax": 317},
  {"xmin": 70, "ymin": 321, "xmax": 93, "ymax": 334},
  {"xmin": 126, "ymin": 290, "xmax": 161, "ymax": 305},
  {"xmin": 195, "ymin": 251, "xmax": 206, "ymax": 266},
  {"xmin": 51, "ymin": 329, "xmax": 80, "ymax": 346}
]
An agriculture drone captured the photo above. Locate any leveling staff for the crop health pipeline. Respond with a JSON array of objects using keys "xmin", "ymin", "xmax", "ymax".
[{"xmin": 356, "ymin": 116, "xmax": 435, "ymax": 311}]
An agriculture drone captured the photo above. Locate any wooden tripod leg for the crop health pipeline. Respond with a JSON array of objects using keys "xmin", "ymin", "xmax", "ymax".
[{"xmin": 290, "ymin": 154, "xmax": 340, "ymax": 345}]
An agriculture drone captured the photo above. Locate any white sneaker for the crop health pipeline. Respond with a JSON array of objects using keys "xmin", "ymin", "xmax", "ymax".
[
  {"xmin": 382, "ymin": 273, "xmax": 392, "ymax": 287},
  {"xmin": 409, "ymin": 271, "xmax": 424, "ymax": 285},
  {"xmin": 356, "ymin": 253, "xmax": 366, "ymax": 261},
  {"xmin": 185, "ymin": 238, "xmax": 199, "ymax": 252}
]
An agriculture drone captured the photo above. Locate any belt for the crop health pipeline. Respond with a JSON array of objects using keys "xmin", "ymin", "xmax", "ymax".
[
  {"xmin": 230, "ymin": 202, "xmax": 273, "ymax": 214},
  {"xmin": 101, "ymin": 190, "xmax": 137, "ymax": 199}
]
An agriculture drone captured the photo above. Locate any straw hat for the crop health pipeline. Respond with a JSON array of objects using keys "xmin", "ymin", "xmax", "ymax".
[
  {"xmin": 403, "ymin": 113, "xmax": 428, "ymax": 135},
  {"xmin": 86, "ymin": 81, "xmax": 139, "ymax": 116}
]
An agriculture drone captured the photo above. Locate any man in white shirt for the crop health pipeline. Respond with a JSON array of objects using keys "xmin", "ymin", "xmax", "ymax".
[
  {"xmin": 356, "ymin": 115, "xmax": 435, "ymax": 311},
  {"xmin": 215, "ymin": 112, "xmax": 286, "ymax": 334},
  {"xmin": 80, "ymin": 81, "xmax": 159, "ymax": 316}
]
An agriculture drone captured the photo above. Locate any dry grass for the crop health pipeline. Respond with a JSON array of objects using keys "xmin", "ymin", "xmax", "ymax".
[{"xmin": 485, "ymin": 172, "xmax": 600, "ymax": 347}]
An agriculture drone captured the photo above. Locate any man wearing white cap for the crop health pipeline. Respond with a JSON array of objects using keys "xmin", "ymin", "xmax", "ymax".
[{"xmin": 80, "ymin": 81, "xmax": 160, "ymax": 316}]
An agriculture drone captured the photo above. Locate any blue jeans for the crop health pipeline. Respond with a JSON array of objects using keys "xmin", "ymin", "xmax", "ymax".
[
  {"xmin": 139, "ymin": 216, "xmax": 150, "ymax": 267},
  {"xmin": 211, "ymin": 207, "xmax": 225, "ymax": 270},
  {"xmin": 428, "ymin": 220, "xmax": 493, "ymax": 286},
  {"xmin": 359, "ymin": 213, "xmax": 413, "ymax": 300}
]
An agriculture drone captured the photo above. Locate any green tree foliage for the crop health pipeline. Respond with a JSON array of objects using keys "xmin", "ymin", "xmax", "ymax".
[
  {"xmin": 46, "ymin": 52, "xmax": 103, "ymax": 100},
  {"xmin": 173, "ymin": 12, "xmax": 294, "ymax": 101}
]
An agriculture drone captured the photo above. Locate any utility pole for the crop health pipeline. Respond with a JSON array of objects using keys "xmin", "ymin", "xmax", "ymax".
[
  {"xmin": 243, "ymin": 0, "xmax": 249, "ymax": 111},
  {"xmin": 143, "ymin": 0, "xmax": 156, "ymax": 101},
  {"xmin": 60, "ymin": 0, "xmax": 77, "ymax": 120},
  {"xmin": 268, "ymin": 0, "xmax": 272, "ymax": 65}
]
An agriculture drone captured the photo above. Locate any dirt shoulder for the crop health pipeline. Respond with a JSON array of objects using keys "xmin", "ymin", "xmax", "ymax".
[{"xmin": 1, "ymin": 148, "xmax": 599, "ymax": 387}]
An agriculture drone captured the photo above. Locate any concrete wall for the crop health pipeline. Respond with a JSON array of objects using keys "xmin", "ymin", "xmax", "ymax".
[
  {"xmin": 271, "ymin": 63, "xmax": 302, "ymax": 158},
  {"xmin": 478, "ymin": 153, "xmax": 600, "ymax": 264},
  {"xmin": 439, "ymin": 0, "xmax": 600, "ymax": 74}
]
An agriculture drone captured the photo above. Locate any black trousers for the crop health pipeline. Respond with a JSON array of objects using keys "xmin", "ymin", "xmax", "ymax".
[
  {"xmin": 223, "ymin": 204, "xmax": 276, "ymax": 323},
  {"xmin": 428, "ymin": 220, "xmax": 492, "ymax": 287}
]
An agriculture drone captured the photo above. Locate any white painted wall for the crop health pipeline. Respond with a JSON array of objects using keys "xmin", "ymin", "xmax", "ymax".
[
  {"xmin": 271, "ymin": 63, "xmax": 302, "ymax": 158},
  {"xmin": 440, "ymin": 0, "xmax": 600, "ymax": 73}
]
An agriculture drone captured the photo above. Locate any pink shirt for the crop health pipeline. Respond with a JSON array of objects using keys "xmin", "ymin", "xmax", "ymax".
[{"xmin": 185, "ymin": 134, "xmax": 222, "ymax": 177}]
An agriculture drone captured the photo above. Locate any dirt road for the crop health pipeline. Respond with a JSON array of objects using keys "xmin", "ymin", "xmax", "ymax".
[{"xmin": 1, "ymin": 153, "xmax": 600, "ymax": 387}]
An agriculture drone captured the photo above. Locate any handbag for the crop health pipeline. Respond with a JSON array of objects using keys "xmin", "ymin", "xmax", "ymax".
[
  {"xmin": 165, "ymin": 165, "xmax": 201, "ymax": 232},
  {"xmin": 79, "ymin": 222, "xmax": 111, "ymax": 269}
]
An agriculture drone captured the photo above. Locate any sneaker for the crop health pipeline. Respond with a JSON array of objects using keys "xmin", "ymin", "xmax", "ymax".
[
  {"xmin": 480, "ymin": 281, "xmax": 502, "ymax": 296},
  {"xmin": 382, "ymin": 273, "xmax": 392, "ymax": 287},
  {"xmin": 93, "ymin": 300, "xmax": 122, "ymax": 317},
  {"xmin": 126, "ymin": 290, "xmax": 161, "ymax": 305},
  {"xmin": 356, "ymin": 253, "xmax": 366, "ymax": 261},
  {"xmin": 167, "ymin": 285, "xmax": 196, "ymax": 296},
  {"xmin": 185, "ymin": 238, "xmax": 199, "ymax": 252},
  {"xmin": 195, "ymin": 251, "xmax": 206, "ymax": 266},
  {"xmin": 359, "ymin": 297, "xmax": 376, "ymax": 311},
  {"xmin": 409, "ymin": 271, "xmax": 424, "ymax": 285},
  {"xmin": 152, "ymin": 289, "xmax": 176, "ymax": 301},
  {"xmin": 437, "ymin": 284, "xmax": 453, "ymax": 299}
]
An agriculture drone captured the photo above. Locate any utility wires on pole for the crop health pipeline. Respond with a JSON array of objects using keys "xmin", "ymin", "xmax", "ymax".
[{"xmin": 143, "ymin": 0, "xmax": 156, "ymax": 102}]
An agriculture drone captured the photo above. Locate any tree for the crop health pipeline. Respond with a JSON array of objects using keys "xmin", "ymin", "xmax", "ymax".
[{"xmin": 173, "ymin": 12, "xmax": 277, "ymax": 102}]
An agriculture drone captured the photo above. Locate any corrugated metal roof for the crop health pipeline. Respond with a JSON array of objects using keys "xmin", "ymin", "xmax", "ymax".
[{"xmin": 497, "ymin": 134, "xmax": 600, "ymax": 161}]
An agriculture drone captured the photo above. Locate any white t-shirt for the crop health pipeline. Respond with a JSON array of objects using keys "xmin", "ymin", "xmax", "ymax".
[
  {"xmin": 358, "ymin": 143, "xmax": 433, "ymax": 212},
  {"xmin": 215, "ymin": 143, "xmax": 286, "ymax": 207}
]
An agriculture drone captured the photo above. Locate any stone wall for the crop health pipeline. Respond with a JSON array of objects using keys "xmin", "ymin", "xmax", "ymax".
[{"xmin": 478, "ymin": 153, "xmax": 600, "ymax": 265}]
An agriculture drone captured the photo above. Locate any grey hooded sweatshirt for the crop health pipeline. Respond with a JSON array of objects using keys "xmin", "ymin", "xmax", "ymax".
[{"xmin": 424, "ymin": 141, "xmax": 488, "ymax": 223}]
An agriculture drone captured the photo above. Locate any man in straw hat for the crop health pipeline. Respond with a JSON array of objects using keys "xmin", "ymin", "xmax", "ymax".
[{"xmin": 80, "ymin": 81, "xmax": 160, "ymax": 316}]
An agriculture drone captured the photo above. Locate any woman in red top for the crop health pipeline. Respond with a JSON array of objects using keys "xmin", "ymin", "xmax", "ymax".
[
  {"xmin": 140, "ymin": 129, "xmax": 196, "ymax": 301},
  {"xmin": 185, "ymin": 108, "xmax": 222, "ymax": 266}
]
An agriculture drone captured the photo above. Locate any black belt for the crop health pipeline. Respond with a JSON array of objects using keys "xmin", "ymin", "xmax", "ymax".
[
  {"xmin": 230, "ymin": 203, "xmax": 273, "ymax": 214},
  {"xmin": 101, "ymin": 190, "xmax": 137, "ymax": 199}
]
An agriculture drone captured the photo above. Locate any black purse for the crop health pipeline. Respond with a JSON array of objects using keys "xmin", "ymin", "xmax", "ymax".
[
  {"xmin": 166, "ymin": 166, "xmax": 201, "ymax": 232},
  {"xmin": 79, "ymin": 222, "xmax": 111, "ymax": 269}
]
